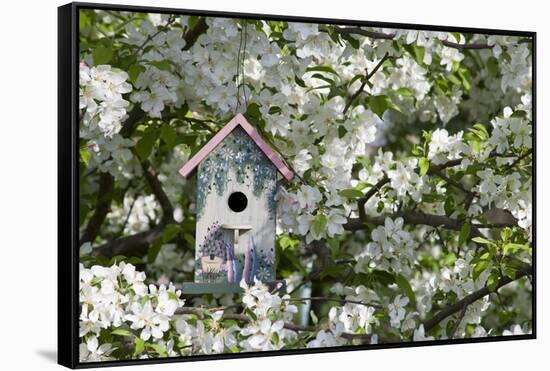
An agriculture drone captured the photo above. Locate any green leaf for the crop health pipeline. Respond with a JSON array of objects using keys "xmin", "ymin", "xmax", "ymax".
[
  {"xmin": 310, "ymin": 310, "xmax": 319, "ymax": 325},
  {"xmin": 310, "ymin": 73, "xmax": 335, "ymax": 85},
  {"xmin": 479, "ymin": 252, "xmax": 490, "ymax": 261},
  {"xmin": 469, "ymin": 123, "xmax": 489, "ymax": 140},
  {"xmin": 371, "ymin": 270, "xmax": 396, "ymax": 285},
  {"xmin": 435, "ymin": 78, "xmax": 450, "ymax": 95},
  {"xmin": 487, "ymin": 57, "xmax": 500, "ymax": 77},
  {"xmin": 502, "ymin": 266, "xmax": 517, "ymax": 280},
  {"xmin": 473, "ymin": 260, "xmax": 489, "ymax": 281},
  {"xmin": 306, "ymin": 65, "xmax": 339, "ymax": 76},
  {"xmin": 278, "ymin": 234, "xmax": 300, "ymax": 250},
  {"xmin": 500, "ymin": 228, "xmax": 513, "ymax": 242},
  {"xmin": 450, "ymin": 32, "xmax": 462, "ymax": 44},
  {"xmin": 135, "ymin": 128, "xmax": 159, "ymax": 161},
  {"xmin": 487, "ymin": 270, "xmax": 500, "ymax": 292},
  {"xmin": 458, "ymin": 222, "xmax": 471, "ymax": 246},
  {"xmin": 458, "ymin": 68, "xmax": 472, "ymax": 91},
  {"xmin": 187, "ymin": 15, "xmax": 199, "ymax": 29},
  {"xmin": 148, "ymin": 238, "xmax": 163, "ymax": 264},
  {"xmin": 311, "ymin": 214, "xmax": 327, "ymax": 237},
  {"xmin": 338, "ymin": 188, "xmax": 365, "ymax": 199},
  {"xmin": 134, "ymin": 338, "xmax": 145, "ymax": 356},
  {"xmin": 147, "ymin": 342, "xmax": 168, "ymax": 357},
  {"xmin": 503, "ymin": 243, "xmax": 531, "ymax": 256},
  {"xmin": 511, "ymin": 110, "xmax": 527, "ymax": 118},
  {"xmin": 403, "ymin": 44, "xmax": 426, "ymax": 66},
  {"xmin": 338, "ymin": 125, "xmax": 348, "ymax": 138},
  {"xmin": 160, "ymin": 124, "xmax": 177, "ymax": 147},
  {"xmin": 444, "ymin": 196, "xmax": 455, "ymax": 216},
  {"xmin": 418, "ymin": 157, "xmax": 430, "ymax": 176},
  {"xmin": 367, "ymin": 95, "xmax": 391, "ymax": 119},
  {"xmin": 355, "ymin": 181, "xmax": 371, "ymax": 191},
  {"xmin": 162, "ymin": 224, "xmax": 180, "ymax": 242},
  {"xmin": 413, "ymin": 45, "xmax": 425, "ymax": 66},
  {"xmin": 118, "ymin": 54, "xmax": 137, "ymax": 70},
  {"xmin": 320, "ymin": 264, "xmax": 346, "ymax": 279},
  {"xmin": 280, "ymin": 248, "xmax": 305, "ymax": 274},
  {"xmin": 295, "ymin": 75, "xmax": 306, "ymax": 88},
  {"xmin": 472, "ymin": 237, "xmax": 492, "ymax": 245},
  {"xmin": 444, "ymin": 252, "xmax": 457, "ymax": 267},
  {"xmin": 271, "ymin": 332, "xmax": 280, "ymax": 344},
  {"xmin": 80, "ymin": 147, "xmax": 91, "ymax": 166},
  {"xmin": 245, "ymin": 308, "xmax": 257, "ymax": 321},
  {"xmin": 388, "ymin": 87, "xmax": 414, "ymax": 97},
  {"xmin": 128, "ymin": 64, "xmax": 145, "ymax": 84},
  {"xmin": 487, "ymin": 243, "xmax": 497, "ymax": 256},
  {"xmin": 328, "ymin": 237, "xmax": 341, "ymax": 259},
  {"xmin": 448, "ymin": 74, "xmax": 462, "ymax": 86},
  {"xmin": 147, "ymin": 60, "xmax": 173, "ymax": 71},
  {"xmin": 111, "ymin": 329, "xmax": 134, "ymax": 337},
  {"xmin": 92, "ymin": 45, "xmax": 113, "ymax": 65},
  {"xmin": 395, "ymin": 274, "xmax": 416, "ymax": 304},
  {"xmin": 357, "ymin": 156, "xmax": 370, "ymax": 170}
]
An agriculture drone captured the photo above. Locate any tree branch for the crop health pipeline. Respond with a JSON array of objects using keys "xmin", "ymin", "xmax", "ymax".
[
  {"xmin": 183, "ymin": 117, "xmax": 216, "ymax": 133},
  {"xmin": 183, "ymin": 18, "xmax": 208, "ymax": 51},
  {"xmin": 79, "ymin": 173, "xmax": 114, "ymax": 245},
  {"xmin": 92, "ymin": 224, "xmax": 165, "ymax": 258},
  {"xmin": 92, "ymin": 158, "xmax": 175, "ymax": 258},
  {"xmin": 441, "ymin": 40, "xmax": 493, "ymax": 50},
  {"xmin": 435, "ymin": 171, "xmax": 476, "ymax": 197},
  {"xmin": 448, "ymin": 303, "xmax": 468, "ymax": 339},
  {"xmin": 119, "ymin": 106, "xmax": 145, "ymax": 138},
  {"xmin": 422, "ymin": 264, "xmax": 532, "ymax": 332},
  {"xmin": 115, "ymin": 195, "xmax": 136, "ymax": 239},
  {"xmin": 141, "ymin": 160, "xmax": 175, "ymax": 224},
  {"xmin": 334, "ymin": 26, "xmax": 494, "ymax": 50},
  {"xmin": 80, "ymin": 107, "xmax": 146, "ymax": 246},
  {"xmin": 284, "ymin": 296, "xmax": 383, "ymax": 310},
  {"xmin": 335, "ymin": 26, "xmax": 395, "ymax": 40},
  {"xmin": 503, "ymin": 149, "xmax": 532, "ymax": 172},
  {"xmin": 343, "ymin": 53, "xmax": 390, "ymax": 115},
  {"xmin": 358, "ymin": 176, "xmax": 389, "ymax": 221},
  {"xmin": 175, "ymin": 306, "xmax": 376, "ymax": 342},
  {"xmin": 260, "ymin": 132, "xmax": 306, "ymax": 184},
  {"xmin": 344, "ymin": 211, "xmax": 488, "ymax": 237},
  {"xmin": 135, "ymin": 15, "xmax": 176, "ymax": 53},
  {"xmin": 355, "ymin": 158, "xmax": 463, "ymax": 222}
]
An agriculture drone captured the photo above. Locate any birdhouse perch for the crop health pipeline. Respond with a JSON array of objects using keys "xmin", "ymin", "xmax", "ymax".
[{"xmin": 179, "ymin": 114, "xmax": 293, "ymax": 294}]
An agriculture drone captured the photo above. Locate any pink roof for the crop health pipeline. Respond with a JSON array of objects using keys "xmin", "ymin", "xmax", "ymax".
[{"xmin": 179, "ymin": 114, "xmax": 294, "ymax": 181}]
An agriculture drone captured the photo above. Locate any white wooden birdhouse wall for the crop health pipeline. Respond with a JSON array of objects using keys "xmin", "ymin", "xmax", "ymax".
[{"xmin": 179, "ymin": 114, "xmax": 293, "ymax": 292}]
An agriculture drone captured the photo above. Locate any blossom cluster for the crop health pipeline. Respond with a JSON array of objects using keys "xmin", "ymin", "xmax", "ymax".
[
  {"xmin": 238, "ymin": 280, "xmax": 298, "ymax": 351},
  {"xmin": 80, "ymin": 64, "xmax": 132, "ymax": 138},
  {"xmin": 79, "ymin": 262, "xmax": 184, "ymax": 361},
  {"xmin": 79, "ymin": 264, "xmax": 300, "ymax": 361},
  {"xmin": 78, "ymin": 10, "xmax": 533, "ymax": 360},
  {"xmin": 354, "ymin": 217, "xmax": 416, "ymax": 276}
]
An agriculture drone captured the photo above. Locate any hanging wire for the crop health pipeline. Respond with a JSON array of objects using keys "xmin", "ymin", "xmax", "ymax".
[
  {"xmin": 241, "ymin": 20, "xmax": 249, "ymax": 109},
  {"xmin": 234, "ymin": 20, "xmax": 245, "ymax": 115},
  {"xmin": 234, "ymin": 19, "xmax": 250, "ymax": 115}
]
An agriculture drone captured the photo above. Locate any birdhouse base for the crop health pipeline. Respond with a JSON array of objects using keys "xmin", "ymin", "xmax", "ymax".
[{"xmin": 181, "ymin": 280, "xmax": 286, "ymax": 295}]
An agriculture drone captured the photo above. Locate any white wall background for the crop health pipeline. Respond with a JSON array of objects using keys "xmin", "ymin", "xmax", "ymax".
[{"xmin": 0, "ymin": 0, "xmax": 545, "ymax": 369}]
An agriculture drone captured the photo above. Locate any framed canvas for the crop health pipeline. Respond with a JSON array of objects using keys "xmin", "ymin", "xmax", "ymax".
[{"xmin": 58, "ymin": 2, "xmax": 536, "ymax": 368}]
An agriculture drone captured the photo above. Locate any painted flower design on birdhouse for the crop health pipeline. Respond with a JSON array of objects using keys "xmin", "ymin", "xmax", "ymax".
[
  {"xmin": 179, "ymin": 114, "xmax": 293, "ymax": 293},
  {"xmin": 198, "ymin": 222, "xmax": 228, "ymax": 281}
]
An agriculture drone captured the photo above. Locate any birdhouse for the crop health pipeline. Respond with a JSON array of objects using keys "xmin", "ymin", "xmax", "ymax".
[{"xmin": 179, "ymin": 114, "xmax": 293, "ymax": 294}]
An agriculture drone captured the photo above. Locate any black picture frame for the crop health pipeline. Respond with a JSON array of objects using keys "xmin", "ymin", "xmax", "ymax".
[{"xmin": 58, "ymin": 2, "xmax": 537, "ymax": 368}]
